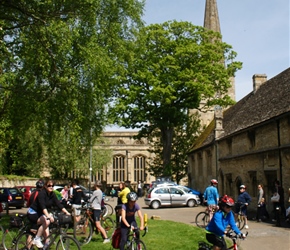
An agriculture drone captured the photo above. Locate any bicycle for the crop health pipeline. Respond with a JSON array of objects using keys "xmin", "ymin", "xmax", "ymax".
[
  {"xmin": 0, "ymin": 215, "xmax": 6, "ymax": 248},
  {"xmin": 195, "ymin": 205, "xmax": 218, "ymax": 228},
  {"xmin": 2, "ymin": 214, "xmax": 32, "ymax": 250},
  {"xmin": 124, "ymin": 225, "xmax": 148, "ymax": 250},
  {"xmin": 198, "ymin": 230, "xmax": 248, "ymax": 250},
  {"xmin": 70, "ymin": 201, "xmax": 115, "ymax": 245},
  {"xmin": 15, "ymin": 212, "xmax": 80, "ymax": 250},
  {"xmin": 103, "ymin": 202, "xmax": 114, "ymax": 216},
  {"xmin": 234, "ymin": 203, "xmax": 246, "ymax": 230}
]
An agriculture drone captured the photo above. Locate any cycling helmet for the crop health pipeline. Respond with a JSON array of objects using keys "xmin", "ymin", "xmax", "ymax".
[
  {"xmin": 220, "ymin": 195, "xmax": 235, "ymax": 207},
  {"xmin": 240, "ymin": 185, "xmax": 246, "ymax": 189},
  {"xmin": 36, "ymin": 180, "xmax": 44, "ymax": 188},
  {"xmin": 211, "ymin": 179, "xmax": 218, "ymax": 185},
  {"xmin": 127, "ymin": 192, "xmax": 138, "ymax": 202}
]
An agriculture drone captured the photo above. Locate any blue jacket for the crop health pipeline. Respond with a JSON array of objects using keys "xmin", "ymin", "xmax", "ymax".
[
  {"xmin": 237, "ymin": 192, "xmax": 251, "ymax": 204},
  {"xmin": 206, "ymin": 210, "xmax": 241, "ymax": 237},
  {"xmin": 203, "ymin": 186, "xmax": 219, "ymax": 205}
]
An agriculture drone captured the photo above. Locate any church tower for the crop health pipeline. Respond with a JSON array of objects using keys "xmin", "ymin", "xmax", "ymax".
[{"xmin": 193, "ymin": 0, "xmax": 236, "ymax": 127}]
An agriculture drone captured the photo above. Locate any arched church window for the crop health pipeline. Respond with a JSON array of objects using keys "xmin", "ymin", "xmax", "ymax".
[
  {"xmin": 133, "ymin": 155, "xmax": 146, "ymax": 182},
  {"xmin": 113, "ymin": 155, "xmax": 125, "ymax": 182}
]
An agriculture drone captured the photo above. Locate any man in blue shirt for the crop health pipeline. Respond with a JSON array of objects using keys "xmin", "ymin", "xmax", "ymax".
[{"xmin": 203, "ymin": 179, "xmax": 219, "ymax": 221}]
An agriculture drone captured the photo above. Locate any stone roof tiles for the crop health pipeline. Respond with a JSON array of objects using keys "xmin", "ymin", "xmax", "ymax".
[{"xmin": 190, "ymin": 67, "xmax": 290, "ymax": 151}]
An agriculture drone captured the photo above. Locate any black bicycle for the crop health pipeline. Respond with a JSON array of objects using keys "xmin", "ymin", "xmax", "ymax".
[
  {"xmin": 124, "ymin": 225, "xmax": 148, "ymax": 250},
  {"xmin": 15, "ymin": 212, "xmax": 80, "ymax": 250}
]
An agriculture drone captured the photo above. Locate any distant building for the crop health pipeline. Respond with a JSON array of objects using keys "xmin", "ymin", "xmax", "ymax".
[
  {"xmin": 188, "ymin": 68, "xmax": 290, "ymax": 210},
  {"xmin": 94, "ymin": 131, "xmax": 155, "ymax": 189}
]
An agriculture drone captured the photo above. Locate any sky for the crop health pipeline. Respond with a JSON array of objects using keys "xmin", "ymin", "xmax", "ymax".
[{"xmin": 105, "ymin": 0, "xmax": 289, "ymax": 131}]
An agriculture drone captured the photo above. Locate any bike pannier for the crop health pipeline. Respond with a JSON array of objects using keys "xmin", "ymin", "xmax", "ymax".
[
  {"xmin": 58, "ymin": 213, "xmax": 72, "ymax": 225},
  {"xmin": 112, "ymin": 227, "xmax": 121, "ymax": 249},
  {"xmin": 10, "ymin": 216, "xmax": 23, "ymax": 228}
]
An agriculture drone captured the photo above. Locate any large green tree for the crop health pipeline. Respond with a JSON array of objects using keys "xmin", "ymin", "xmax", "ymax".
[
  {"xmin": 110, "ymin": 21, "xmax": 242, "ymax": 175},
  {"xmin": 0, "ymin": 0, "xmax": 145, "ymax": 176},
  {"xmin": 148, "ymin": 113, "xmax": 201, "ymax": 182}
]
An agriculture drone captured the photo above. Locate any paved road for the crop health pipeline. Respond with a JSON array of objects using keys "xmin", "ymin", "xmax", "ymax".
[{"xmin": 11, "ymin": 198, "xmax": 290, "ymax": 250}]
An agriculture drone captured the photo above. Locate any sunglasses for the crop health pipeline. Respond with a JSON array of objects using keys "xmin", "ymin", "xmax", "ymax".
[
  {"xmin": 225, "ymin": 205, "xmax": 232, "ymax": 208},
  {"xmin": 47, "ymin": 184, "xmax": 54, "ymax": 188}
]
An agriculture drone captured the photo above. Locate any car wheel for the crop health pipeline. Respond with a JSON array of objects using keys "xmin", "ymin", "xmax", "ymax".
[
  {"xmin": 150, "ymin": 200, "xmax": 160, "ymax": 209},
  {"xmin": 187, "ymin": 199, "xmax": 197, "ymax": 207}
]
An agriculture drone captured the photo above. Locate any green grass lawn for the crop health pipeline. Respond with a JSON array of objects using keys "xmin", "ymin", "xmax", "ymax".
[
  {"xmin": 81, "ymin": 219, "xmax": 207, "ymax": 250},
  {"xmin": 0, "ymin": 215, "xmax": 208, "ymax": 249}
]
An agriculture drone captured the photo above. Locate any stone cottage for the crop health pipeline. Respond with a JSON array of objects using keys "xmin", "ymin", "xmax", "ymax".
[{"xmin": 188, "ymin": 68, "xmax": 290, "ymax": 211}]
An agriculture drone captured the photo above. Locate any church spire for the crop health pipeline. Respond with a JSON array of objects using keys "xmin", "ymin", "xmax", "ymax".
[{"xmin": 204, "ymin": 0, "xmax": 221, "ymax": 33}]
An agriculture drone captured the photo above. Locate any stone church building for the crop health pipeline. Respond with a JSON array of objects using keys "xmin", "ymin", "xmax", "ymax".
[{"xmin": 188, "ymin": 68, "xmax": 290, "ymax": 211}]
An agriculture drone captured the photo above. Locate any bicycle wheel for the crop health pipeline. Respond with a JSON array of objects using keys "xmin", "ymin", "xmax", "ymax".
[
  {"xmin": 73, "ymin": 217, "xmax": 93, "ymax": 245},
  {"xmin": 15, "ymin": 231, "xmax": 37, "ymax": 250},
  {"xmin": 2, "ymin": 227, "xmax": 20, "ymax": 250},
  {"xmin": 0, "ymin": 224, "xmax": 5, "ymax": 247},
  {"xmin": 130, "ymin": 239, "xmax": 147, "ymax": 250},
  {"xmin": 101, "ymin": 216, "xmax": 115, "ymax": 239},
  {"xmin": 236, "ymin": 214, "xmax": 245, "ymax": 230},
  {"xmin": 56, "ymin": 235, "xmax": 81, "ymax": 250},
  {"xmin": 195, "ymin": 212, "xmax": 209, "ymax": 228},
  {"xmin": 104, "ymin": 203, "xmax": 114, "ymax": 216}
]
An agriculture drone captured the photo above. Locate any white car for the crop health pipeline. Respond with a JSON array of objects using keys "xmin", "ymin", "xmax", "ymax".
[{"xmin": 144, "ymin": 186, "xmax": 201, "ymax": 209}]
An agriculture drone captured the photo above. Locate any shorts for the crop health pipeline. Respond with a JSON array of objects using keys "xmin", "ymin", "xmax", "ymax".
[
  {"xmin": 92, "ymin": 209, "xmax": 102, "ymax": 222},
  {"xmin": 27, "ymin": 213, "xmax": 40, "ymax": 231},
  {"xmin": 72, "ymin": 204, "xmax": 82, "ymax": 216},
  {"xmin": 206, "ymin": 233, "xmax": 226, "ymax": 250}
]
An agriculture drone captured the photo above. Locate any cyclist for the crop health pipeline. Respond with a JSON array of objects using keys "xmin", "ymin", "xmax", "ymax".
[
  {"xmin": 70, "ymin": 179, "xmax": 87, "ymax": 223},
  {"xmin": 234, "ymin": 185, "xmax": 251, "ymax": 229},
  {"xmin": 120, "ymin": 192, "xmax": 144, "ymax": 250},
  {"xmin": 89, "ymin": 180, "xmax": 110, "ymax": 244},
  {"xmin": 27, "ymin": 179, "xmax": 71, "ymax": 248},
  {"xmin": 203, "ymin": 179, "xmax": 219, "ymax": 221},
  {"xmin": 206, "ymin": 195, "xmax": 244, "ymax": 250}
]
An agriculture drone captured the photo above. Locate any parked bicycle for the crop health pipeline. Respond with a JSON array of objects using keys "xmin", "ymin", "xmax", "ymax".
[
  {"xmin": 70, "ymin": 201, "xmax": 115, "ymax": 246},
  {"xmin": 195, "ymin": 206, "xmax": 217, "ymax": 228},
  {"xmin": 2, "ymin": 214, "xmax": 32, "ymax": 250},
  {"xmin": 198, "ymin": 230, "xmax": 248, "ymax": 250},
  {"xmin": 15, "ymin": 212, "xmax": 80, "ymax": 250}
]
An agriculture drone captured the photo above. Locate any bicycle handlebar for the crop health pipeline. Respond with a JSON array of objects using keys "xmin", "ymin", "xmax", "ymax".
[{"xmin": 226, "ymin": 231, "xmax": 248, "ymax": 239}]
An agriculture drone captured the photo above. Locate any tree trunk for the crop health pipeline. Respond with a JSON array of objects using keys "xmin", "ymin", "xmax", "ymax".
[{"xmin": 161, "ymin": 127, "xmax": 174, "ymax": 176}]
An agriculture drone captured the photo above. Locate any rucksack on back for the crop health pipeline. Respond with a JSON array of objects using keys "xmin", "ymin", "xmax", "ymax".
[{"xmin": 111, "ymin": 227, "xmax": 121, "ymax": 249}]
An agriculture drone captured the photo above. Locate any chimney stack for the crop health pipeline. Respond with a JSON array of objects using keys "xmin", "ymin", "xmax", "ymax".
[
  {"xmin": 214, "ymin": 105, "xmax": 224, "ymax": 139},
  {"xmin": 253, "ymin": 74, "xmax": 267, "ymax": 93}
]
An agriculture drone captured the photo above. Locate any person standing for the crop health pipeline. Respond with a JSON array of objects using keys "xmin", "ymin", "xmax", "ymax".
[
  {"xmin": 255, "ymin": 184, "xmax": 264, "ymax": 222},
  {"xmin": 275, "ymin": 180, "xmax": 285, "ymax": 217},
  {"xmin": 71, "ymin": 180, "xmax": 87, "ymax": 223},
  {"xmin": 203, "ymin": 179, "xmax": 219, "ymax": 221},
  {"xmin": 137, "ymin": 181, "xmax": 142, "ymax": 197},
  {"xmin": 89, "ymin": 181, "xmax": 110, "ymax": 244},
  {"xmin": 235, "ymin": 185, "xmax": 251, "ymax": 229}
]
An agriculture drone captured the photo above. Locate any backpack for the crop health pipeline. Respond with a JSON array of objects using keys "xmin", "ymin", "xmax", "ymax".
[
  {"xmin": 27, "ymin": 190, "xmax": 39, "ymax": 208},
  {"xmin": 111, "ymin": 227, "xmax": 121, "ymax": 249}
]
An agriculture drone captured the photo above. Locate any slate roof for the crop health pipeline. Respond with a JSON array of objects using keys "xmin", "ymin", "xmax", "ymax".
[{"xmin": 189, "ymin": 67, "xmax": 290, "ymax": 152}]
